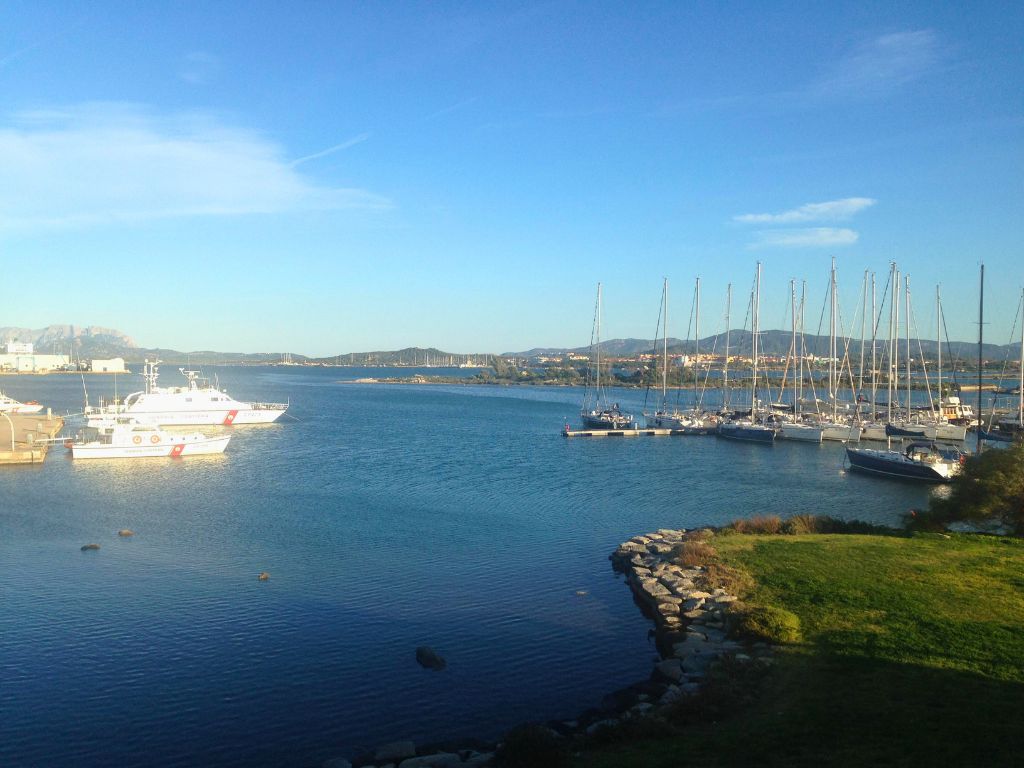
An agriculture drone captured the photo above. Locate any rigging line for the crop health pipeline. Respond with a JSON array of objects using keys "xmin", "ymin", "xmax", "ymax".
[
  {"xmin": 939, "ymin": 296, "xmax": 961, "ymax": 390},
  {"xmin": 906, "ymin": 291, "xmax": 937, "ymax": 417},
  {"xmin": 642, "ymin": 282, "xmax": 666, "ymax": 412}
]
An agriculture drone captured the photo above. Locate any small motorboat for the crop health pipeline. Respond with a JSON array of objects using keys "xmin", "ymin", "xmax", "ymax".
[
  {"xmin": 0, "ymin": 391, "xmax": 44, "ymax": 414},
  {"xmin": 68, "ymin": 418, "xmax": 230, "ymax": 459}
]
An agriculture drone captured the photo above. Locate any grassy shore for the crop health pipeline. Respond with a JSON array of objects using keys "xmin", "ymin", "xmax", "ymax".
[{"xmin": 577, "ymin": 532, "xmax": 1024, "ymax": 767}]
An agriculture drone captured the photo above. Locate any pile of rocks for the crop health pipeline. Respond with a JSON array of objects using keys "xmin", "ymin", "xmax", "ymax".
[
  {"xmin": 610, "ymin": 528, "xmax": 771, "ymax": 699},
  {"xmin": 322, "ymin": 527, "xmax": 771, "ymax": 768},
  {"xmin": 324, "ymin": 742, "xmax": 494, "ymax": 768}
]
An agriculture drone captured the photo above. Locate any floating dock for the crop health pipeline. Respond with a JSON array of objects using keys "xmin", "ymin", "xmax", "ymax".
[
  {"xmin": 563, "ymin": 427, "xmax": 710, "ymax": 438},
  {"xmin": 0, "ymin": 411, "xmax": 65, "ymax": 465}
]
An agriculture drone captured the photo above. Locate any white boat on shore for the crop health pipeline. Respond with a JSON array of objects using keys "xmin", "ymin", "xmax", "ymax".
[
  {"xmin": 0, "ymin": 391, "xmax": 44, "ymax": 414},
  {"xmin": 85, "ymin": 360, "xmax": 287, "ymax": 427},
  {"xmin": 68, "ymin": 418, "xmax": 230, "ymax": 459}
]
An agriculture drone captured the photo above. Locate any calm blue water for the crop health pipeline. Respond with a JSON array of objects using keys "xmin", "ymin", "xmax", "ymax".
[{"xmin": 1, "ymin": 367, "xmax": 935, "ymax": 767}]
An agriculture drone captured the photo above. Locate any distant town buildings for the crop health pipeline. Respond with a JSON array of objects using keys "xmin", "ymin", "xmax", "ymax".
[
  {"xmin": 0, "ymin": 351, "xmax": 70, "ymax": 372},
  {"xmin": 90, "ymin": 358, "xmax": 127, "ymax": 373}
]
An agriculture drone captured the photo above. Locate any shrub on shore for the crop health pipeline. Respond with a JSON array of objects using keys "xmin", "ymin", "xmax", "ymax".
[
  {"xmin": 722, "ymin": 514, "xmax": 899, "ymax": 537},
  {"xmin": 730, "ymin": 515, "xmax": 783, "ymax": 534},
  {"xmin": 700, "ymin": 561, "xmax": 754, "ymax": 595},
  {"xmin": 911, "ymin": 443, "xmax": 1024, "ymax": 536},
  {"xmin": 671, "ymin": 540, "xmax": 717, "ymax": 567},
  {"xmin": 731, "ymin": 605, "xmax": 802, "ymax": 644}
]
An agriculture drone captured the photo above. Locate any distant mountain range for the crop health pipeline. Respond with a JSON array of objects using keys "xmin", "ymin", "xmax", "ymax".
[
  {"xmin": 1, "ymin": 324, "xmax": 1019, "ymax": 365},
  {"xmin": 0, "ymin": 325, "xmax": 304, "ymax": 365},
  {"xmin": 509, "ymin": 331, "xmax": 1020, "ymax": 362}
]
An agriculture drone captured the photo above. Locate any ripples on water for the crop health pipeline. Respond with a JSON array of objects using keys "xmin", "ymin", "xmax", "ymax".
[{"xmin": 0, "ymin": 368, "xmax": 934, "ymax": 767}]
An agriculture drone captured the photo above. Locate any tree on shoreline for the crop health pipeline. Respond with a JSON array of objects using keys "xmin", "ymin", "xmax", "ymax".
[{"xmin": 914, "ymin": 443, "xmax": 1024, "ymax": 535}]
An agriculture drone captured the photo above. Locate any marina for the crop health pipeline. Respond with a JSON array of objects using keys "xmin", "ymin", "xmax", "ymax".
[{"xmin": 0, "ymin": 367, "xmax": 936, "ymax": 767}]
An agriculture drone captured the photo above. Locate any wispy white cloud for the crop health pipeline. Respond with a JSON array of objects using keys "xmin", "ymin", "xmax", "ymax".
[
  {"xmin": 290, "ymin": 132, "xmax": 371, "ymax": 167},
  {"xmin": 0, "ymin": 103, "xmax": 390, "ymax": 233},
  {"xmin": 734, "ymin": 197, "xmax": 876, "ymax": 224},
  {"xmin": 422, "ymin": 97, "xmax": 478, "ymax": 122},
  {"xmin": 812, "ymin": 30, "xmax": 944, "ymax": 97},
  {"xmin": 179, "ymin": 51, "xmax": 219, "ymax": 85},
  {"xmin": 750, "ymin": 228, "xmax": 859, "ymax": 249}
]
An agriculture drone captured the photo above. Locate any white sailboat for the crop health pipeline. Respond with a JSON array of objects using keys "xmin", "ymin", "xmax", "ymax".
[
  {"xmin": 718, "ymin": 263, "xmax": 776, "ymax": 443},
  {"xmin": 780, "ymin": 280, "xmax": 824, "ymax": 443},
  {"xmin": 644, "ymin": 278, "xmax": 713, "ymax": 433},
  {"xmin": 810, "ymin": 258, "xmax": 861, "ymax": 442},
  {"xmin": 580, "ymin": 284, "xmax": 634, "ymax": 430}
]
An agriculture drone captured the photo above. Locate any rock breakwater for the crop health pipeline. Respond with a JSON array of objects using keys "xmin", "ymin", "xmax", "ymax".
[
  {"xmin": 609, "ymin": 528, "xmax": 772, "ymax": 697},
  {"xmin": 322, "ymin": 526, "xmax": 771, "ymax": 767}
]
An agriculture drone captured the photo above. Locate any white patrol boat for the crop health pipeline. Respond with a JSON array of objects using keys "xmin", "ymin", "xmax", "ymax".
[
  {"xmin": 84, "ymin": 360, "xmax": 288, "ymax": 427},
  {"xmin": 68, "ymin": 418, "xmax": 231, "ymax": 459},
  {"xmin": 0, "ymin": 391, "xmax": 44, "ymax": 414}
]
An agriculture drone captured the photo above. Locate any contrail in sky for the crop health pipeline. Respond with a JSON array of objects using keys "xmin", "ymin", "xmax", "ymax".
[{"xmin": 290, "ymin": 133, "xmax": 371, "ymax": 167}]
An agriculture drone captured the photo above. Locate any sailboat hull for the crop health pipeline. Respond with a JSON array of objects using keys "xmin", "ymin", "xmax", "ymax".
[
  {"xmin": 718, "ymin": 422, "xmax": 776, "ymax": 443},
  {"xmin": 779, "ymin": 423, "xmax": 824, "ymax": 443},
  {"xmin": 845, "ymin": 446, "xmax": 960, "ymax": 482}
]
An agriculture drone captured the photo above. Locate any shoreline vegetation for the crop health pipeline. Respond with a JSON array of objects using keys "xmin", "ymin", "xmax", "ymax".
[
  {"xmin": 332, "ymin": 444, "xmax": 1024, "ymax": 766},
  {"xmin": 325, "ymin": 508, "xmax": 1023, "ymax": 767}
]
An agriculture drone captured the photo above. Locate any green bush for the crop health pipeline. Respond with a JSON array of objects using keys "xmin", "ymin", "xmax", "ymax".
[
  {"xmin": 495, "ymin": 724, "xmax": 569, "ymax": 768},
  {"xmin": 732, "ymin": 605, "xmax": 802, "ymax": 644},
  {"xmin": 783, "ymin": 513, "xmax": 821, "ymax": 535},
  {"xmin": 916, "ymin": 443, "xmax": 1024, "ymax": 536}
]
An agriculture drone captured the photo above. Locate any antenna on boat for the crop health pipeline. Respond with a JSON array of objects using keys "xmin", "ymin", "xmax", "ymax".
[{"xmin": 80, "ymin": 370, "xmax": 90, "ymax": 413}]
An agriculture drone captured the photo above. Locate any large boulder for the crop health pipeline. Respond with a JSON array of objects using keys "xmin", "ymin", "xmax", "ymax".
[
  {"xmin": 415, "ymin": 646, "xmax": 447, "ymax": 670},
  {"xmin": 376, "ymin": 741, "xmax": 417, "ymax": 763}
]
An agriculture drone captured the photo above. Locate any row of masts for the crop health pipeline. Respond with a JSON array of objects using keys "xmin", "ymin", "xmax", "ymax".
[{"xmin": 641, "ymin": 260, "xmax": 1024, "ymax": 433}]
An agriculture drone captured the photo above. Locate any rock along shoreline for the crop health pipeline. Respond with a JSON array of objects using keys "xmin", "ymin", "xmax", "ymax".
[{"xmin": 322, "ymin": 526, "xmax": 771, "ymax": 768}]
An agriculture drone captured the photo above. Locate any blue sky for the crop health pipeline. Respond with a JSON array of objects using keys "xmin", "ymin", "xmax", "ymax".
[{"xmin": 1, "ymin": 1, "xmax": 1021, "ymax": 355}]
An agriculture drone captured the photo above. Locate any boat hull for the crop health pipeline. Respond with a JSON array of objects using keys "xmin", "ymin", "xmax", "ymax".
[
  {"xmin": 779, "ymin": 423, "xmax": 824, "ymax": 443},
  {"xmin": 845, "ymin": 447, "xmax": 958, "ymax": 482},
  {"xmin": 86, "ymin": 407, "xmax": 285, "ymax": 427},
  {"xmin": 819, "ymin": 422, "xmax": 861, "ymax": 443},
  {"xmin": 644, "ymin": 413, "xmax": 713, "ymax": 434},
  {"xmin": 72, "ymin": 435, "xmax": 231, "ymax": 459},
  {"xmin": 718, "ymin": 422, "xmax": 776, "ymax": 443}
]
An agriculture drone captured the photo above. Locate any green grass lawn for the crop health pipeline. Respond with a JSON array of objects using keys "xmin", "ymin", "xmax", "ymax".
[{"xmin": 577, "ymin": 532, "xmax": 1024, "ymax": 768}]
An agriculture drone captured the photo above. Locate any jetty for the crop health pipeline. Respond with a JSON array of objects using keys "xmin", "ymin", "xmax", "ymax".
[
  {"xmin": 563, "ymin": 427, "xmax": 707, "ymax": 438},
  {"xmin": 0, "ymin": 411, "xmax": 64, "ymax": 465}
]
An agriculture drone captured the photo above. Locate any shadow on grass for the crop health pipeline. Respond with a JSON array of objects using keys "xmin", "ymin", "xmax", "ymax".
[{"xmin": 577, "ymin": 652, "xmax": 1024, "ymax": 768}]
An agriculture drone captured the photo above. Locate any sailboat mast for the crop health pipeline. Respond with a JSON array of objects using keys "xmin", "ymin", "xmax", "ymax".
[
  {"xmin": 662, "ymin": 279, "xmax": 669, "ymax": 405},
  {"xmin": 1019, "ymin": 287, "xmax": 1023, "ymax": 428},
  {"xmin": 871, "ymin": 272, "xmax": 877, "ymax": 414},
  {"xmin": 596, "ymin": 283, "xmax": 602, "ymax": 401},
  {"xmin": 905, "ymin": 275, "xmax": 912, "ymax": 423},
  {"xmin": 752, "ymin": 262, "xmax": 761, "ymax": 417},
  {"xmin": 936, "ymin": 285, "xmax": 942, "ymax": 409},
  {"xmin": 723, "ymin": 283, "xmax": 732, "ymax": 410},
  {"xmin": 977, "ymin": 264, "xmax": 984, "ymax": 453},
  {"xmin": 859, "ymin": 269, "xmax": 868, "ymax": 399},
  {"xmin": 830, "ymin": 256, "xmax": 837, "ymax": 421},
  {"xmin": 799, "ymin": 280, "xmax": 807, "ymax": 414},
  {"xmin": 694, "ymin": 277, "xmax": 701, "ymax": 408},
  {"xmin": 889, "ymin": 264, "xmax": 898, "ymax": 426},
  {"xmin": 790, "ymin": 278, "xmax": 797, "ymax": 413}
]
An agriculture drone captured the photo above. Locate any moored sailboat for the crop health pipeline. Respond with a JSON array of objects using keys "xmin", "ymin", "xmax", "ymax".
[
  {"xmin": 580, "ymin": 284, "xmax": 634, "ymax": 430},
  {"xmin": 719, "ymin": 263, "xmax": 775, "ymax": 444}
]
